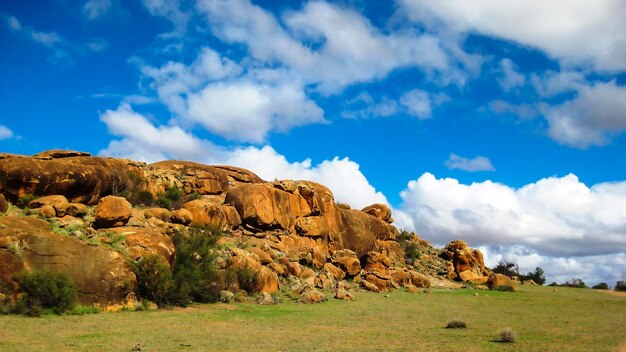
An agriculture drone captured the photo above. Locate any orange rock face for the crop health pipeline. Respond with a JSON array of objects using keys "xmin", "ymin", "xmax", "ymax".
[
  {"xmin": 0, "ymin": 216, "xmax": 135, "ymax": 305},
  {"xmin": 442, "ymin": 240, "xmax": 487, "ymax": 282},
  {"xmin": 94, "ymin": 196, "xmax": 133, "ymax": 228}
]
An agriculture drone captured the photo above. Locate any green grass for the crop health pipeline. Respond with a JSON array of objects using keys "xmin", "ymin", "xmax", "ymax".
[{"xmin": 0, "ymin": 286, "xmax": 624, "ymax": 351}]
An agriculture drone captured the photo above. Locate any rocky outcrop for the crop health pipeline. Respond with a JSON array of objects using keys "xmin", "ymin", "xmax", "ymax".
[
  {"xmin": 441, "ymin": 240, "xmax": 488, "ymax": 282},
  {"xmin": 487, "ymin": 273, "xmax": 516, "ymax": 291},
  {"xmin": 0, "ymin": 150, "xmax": 493, "ymax": 307},
  {"xmin": 0, "ymin": 216, "xmax": 135, "ymax": 305}
]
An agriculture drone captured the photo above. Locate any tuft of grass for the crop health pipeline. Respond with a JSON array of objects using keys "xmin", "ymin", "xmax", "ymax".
[
  {"xmin": 445, "ymin": 319, "xmax": 467, "ymax": 329},
  {"xmin": 498, "ymin": 328, "xmax": 517, "ymax": 343},
  {"xmin": 69, "ymin": 305, "xmax": 102, "ymax": 315}
]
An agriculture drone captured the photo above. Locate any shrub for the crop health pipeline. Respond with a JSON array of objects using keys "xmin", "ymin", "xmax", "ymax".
[
  {"xmin": 132, "ymin": 255, "xmax": 174, "ymax": 308},
  {"xmin": 592, "ymin": 282, "xmax": 609, "ymax": 290},
  {"xmin": 616, "ymin": 281, "xmax": 626, "ymax": 291},
  {"xmin": 156, "ymin": 186, "xmax": 183, "ymax": 210},
  {"xmin": 169, "ymin": 226, "xmax": 221, "ymax": 305},
  {"xmin": 396, "ymin": 230, "xmax": 421, "ymax": 264},
  {"xmin": 16, "ymin": 194, "xmax": 37, "ymax": 208},
  {"xmin": 563, "ymin": 278, "xmax": 587, "ymax": 288},
  {"xmin": 15, "ymin": 271, "xmax": 77, "ymax": 316},
  {"xmin": 445, "ymin": 319, "xmax": 467, "ymax": 329},
  {"xmin": 498, "ymin": 328, "xmax": 517, "ymax": 343},
  {"xmin": 132, "ymin": 225, "xmax": 223, "ymax": 307},
  {"xmin": 233, "ymin": 266, "xmax": 259, "ymax": 293}
]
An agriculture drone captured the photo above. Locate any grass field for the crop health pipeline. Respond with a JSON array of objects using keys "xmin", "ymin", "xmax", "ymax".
[{"xmin": 1, "ymin": 285, "xmax": 624, "ymax": 351}]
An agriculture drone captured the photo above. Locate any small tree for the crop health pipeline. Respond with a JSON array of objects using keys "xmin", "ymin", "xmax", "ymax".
[
  {"xmin": 492, "ymin": 260, "xmax": 520, "ymax": 277},
  {"xmin": 16, "ymin": 271, "xmax": 77, "ymax": 315},
  {"xmin": 615, "ymin": 281, "xmax": 626, "ymax": 291}
]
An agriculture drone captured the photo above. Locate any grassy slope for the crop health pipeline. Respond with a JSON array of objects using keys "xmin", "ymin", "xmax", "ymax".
[{"xmin": 1, "ymin": 286, "xmax": 624, "ymax": 351}]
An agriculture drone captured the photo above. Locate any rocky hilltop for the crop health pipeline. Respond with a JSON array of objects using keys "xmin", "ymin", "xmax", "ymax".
[{"xmin": 0, "ymin": 150, "xmax": 497, "ymax": 308}]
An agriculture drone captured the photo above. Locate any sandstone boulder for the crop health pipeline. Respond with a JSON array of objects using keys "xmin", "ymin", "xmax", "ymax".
[
  {"xmin": 94, "ymin": 196, "xmax": 132, "ymax": 228},
  {"xmin": 487, "ymin": 273, "xmax": 516, "ymax": 292},
  {"xmin": 0, "ymin": 194, "xmax": 9, "ymax": 213},
  {"xmin": 170, "ymin": 208, "xmax": 193, "ymax": 225},
  {"xmin": 361, "ymin": 203, "xmax": 392, "ymax": 223},
  {"xmin": 183, "ymin": 199, "xmax": 240, "ymax": 229},
  {"xmin": 28, "ymin": 195, "xmax": 70, "ymax": 217},
  {"xmin": 442, "ymin": 240, "xmax": 487, "ymax": 282},
  {"xmin": 225, "ymin": 183, "xmax": 305, "ymax": 231},
  {"xmin": 66, "ymin": 203, "xmax": 88, "ymax": 217},
  {"xmin": 40, "ymin": 204, "xmax": 56, "ymax": 218},
  {"xmin": 143, "ymin": 208, "xmax": 171, "ymax": 222},
  {"xmin": 0, "ymin": 216, "xmax": 135, "ymax": 306},
  {"xmin": 332, "ymin": 249, "xmax": 362, "ymax": 276},
  {"xmin": 298, "ymin": 288, "xmax": 326, "ymax": 304},
  {"xmin": 335, "ymin": 208, "xmax": 397, "ymax": 257},
  {"xmin": 104, "ymin": 227, "xmax": 175, "ymax": 265},
  {"xmin": 0, "ymin": 151, "xmax": 145, "ymax": 205}
]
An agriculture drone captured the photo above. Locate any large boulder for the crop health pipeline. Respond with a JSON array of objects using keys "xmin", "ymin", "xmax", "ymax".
[
  {"xmin": 0, "ymin": 216, "xmax": 135, "ymax": 306},
  {"xmin": 334, "ymin": 208, "xmax": 398, "ymax": 258},
  {"xmin": 224, "ymin": 183, "xmax": 307, "ymax": 231},
  {"xmin": 102, "ymin": 227, "xmax": 175, "ymax": 265},
  {"xmin": 441, "ymin": 240, "xmax": 487, "ymax": 282},
  {"xmin": 361, "ymin": 203, "xmax": 392, "ymax": 223},
  {"xmin": 487, "ymin": 273, "xmax": 516, "ymax": 292},
  {"xmin": 28, "ymin": 195, "xmax": 70, "ymax": 217},
  {"xmin": 0, "ymin": 151, "xmax": 145, "ymax": 205},
  {"xmin": 183, "ymin": 199, "xmax": 240, "ymax": 229},
  {"xmin": 94, "ymin": 196, "xmax": 132, "ymax": 228}
]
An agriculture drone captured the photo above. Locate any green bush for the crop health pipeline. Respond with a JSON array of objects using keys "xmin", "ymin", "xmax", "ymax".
[
  {"xmin": 156, "ymin": 186, "xmax": 183, "ymax": 210},
  {"xmin": 233, "ymin": 266, "xmax": 259, "ymax": 293},
  {"xmin": 169, "ymin": 226, "xmax": 221, "ymax": 305},
  {"xmin": 563, "ymin": 278, "xmax": 587, "ymax": 288},
  {"xmin": 16, "ymin": 194, "xmax": 37, "ymax": 208},
  {"xmin": 132, "ymin": 255, "xmax": 174, "ymax": 308},
  {"xmin": 15, "ymin": 271, "xmax": 77, "ymax": 316},
  {"xmin": 132, "ymin": 225, "xmax": 223, "ymax": 307},
  {"xmin": 592, "ymin": 282, "xmax": 609, "ymax": 290},
  {"xmin": 616, "ymin": 281, "xmax": 626, "ymax": 291},
  {"xmin": 396, "ymin": 230, "xmax": 420, "ymax": 264}
]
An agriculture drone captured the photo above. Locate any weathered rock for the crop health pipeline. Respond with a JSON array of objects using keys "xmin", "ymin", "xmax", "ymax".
[
  {"xmin": 441, "ymin": 240, "xmax": 487, "ymax": 282},
  {"xmin": 334, "ymin": 287, "xmax": 355, "ymax": 301},
  {"xmin": 257, "ymin": 292, "xmax": 275, "ymax": 305},
  {"xmin": 170, "ymin": 208, "xmax": 193, "ymax": 225},
  {"xmin": 363, "ymin": 273, "xmax": 391, "ymax": 292},
  {"xmin": 361, "ymin": 203, "xmax": 392, "ymax": 223},
  {"xmin": 66, "ymin": 203, "xmax": 88, "ymax": 217},
  {"xmin": 94, "ymin": 196, "xmax": 132, "ymax": 228},
  {"xmin": 295, "ymin": 216, "xmax": 328, "ymax": 238},
  {"xmin": 40, "ymin": 204, "xmax": 56, "ymax": 218},
  {"xmin": 225, "ymin": 183, "xmax": 306, "ymax": 231},
  {"xmin": 406, "ymin": 285, "xmax": 420, "ymax": 293},
  {"xmin": 34, "ymin": 150, "xmax": 92, "ymax": 159},
  {"xmin": 0, "ymin": 151, "xmax": 145, "ymax": 205},
  {"xmin": 335, "ymin": 208, "xmax": 397, "ymax": 257},
  {"xmin": 0, "ymin": 216, "xmax": 135, "ymax": 306},
  {"xmin": 143, "ymin": 208, "xmax": 171, "ymax": 222},
  {"xmin": 28, "ymin": 195, "xmax": 70, "ymax": 217},
  {"xmin": 298, "ymin": 288, "xmax": 326, "ymax": 304},
  {"xmin": 183, "ymin": 199, "xmax": 240, "ymax": 229},
  {"xmin": 104, "ymin": 227, "xmax": 175, "ymax": 265},
  {"xmin": 487, "ymin": 273, "xmax": 516, "ymax": 292},
  {"xmin": 332, "ymin": 249, "xmax": 361, "ymax": 276},
  {"xmin": 248, "ymin": 247, "xmax": 273, "ymax": 265},
  {"xmin": 323, "ymin": 263, "xmax": 346, "ymax": 281},
  {"xmin": 409, "ymin": 271, "xmax": 431, "ymax": 288},
  {"xmin": 0, "ymin": 194, "xmax": 9, "ymax": 213}
]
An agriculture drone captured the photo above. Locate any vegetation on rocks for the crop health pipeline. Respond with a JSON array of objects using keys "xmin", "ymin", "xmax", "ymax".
[{"xmin": 14, "ymin": 271, "xmax": 77, "ymax": 316}]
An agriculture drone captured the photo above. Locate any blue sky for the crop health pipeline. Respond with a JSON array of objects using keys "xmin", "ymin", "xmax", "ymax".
[{"xmin": 1, "ymin": 0, "xmax": 625, "ymax": 286}]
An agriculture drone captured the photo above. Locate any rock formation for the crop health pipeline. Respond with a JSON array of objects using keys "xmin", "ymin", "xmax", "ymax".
[{"xmin": 0, "ymin": 150, "xmax": 494, "ymax": 308}]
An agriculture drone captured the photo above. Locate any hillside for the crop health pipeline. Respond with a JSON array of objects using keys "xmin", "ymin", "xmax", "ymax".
[{"xmin": 0, "ymin": 150, "xmax": 498, "ymax": 308}]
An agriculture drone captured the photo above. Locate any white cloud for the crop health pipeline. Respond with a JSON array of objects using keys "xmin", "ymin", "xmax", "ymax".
[
  {"xmin": 498, "ymin": 58, "xmax": 525, "ymax": 92},
  {"xmin": 141, "ymin": 0, "xmax": 189, "ymax": 35},
  {"xmin": 531, "ymin": 70, "xmax": 586, "ymax": 97},
  {"xmin": 0, "ymin": 125, "xmax": 13, "ymax": 140},
  {"xmin": 399, "ymin": 0, "xmax": 626, "ymax": 72},
  {"xmin": 186, "ymin": 81, "xmax": 325, "ymax": 143},
  {"xmin": 488, "ymin": 100, "xmax": 538, "ymax": 120},
  {"xmin": 341, "ymin": 92, "xmax": 399, "ymax": 119},
  {"xmin": 398, "ymin": 173, "xmax": 626, "ymax": 258},
  {"xmin": 83, "ymin": 0, "xmax": 113, "ymax": 20},
  {"xmin": 99, "ymin": 105, "xmax": 386, "ymax": 209},
  {"xmin": 541, "ymin": 81, "xmax": 626, "ymax": 148},
  {"xmin": 399, "ymin": 89, "xmax": 432, "ymax": 119},
  {"xmin": 480, "ymin": 246, "xmax": 626, "ymax": 287},
  {"xmin": 445, "ymin": 153, "xmax": 495, "ymax": 172},
  {"xmin": 197, "ymin": 0, "xmax": 452, "ymax": 93}
]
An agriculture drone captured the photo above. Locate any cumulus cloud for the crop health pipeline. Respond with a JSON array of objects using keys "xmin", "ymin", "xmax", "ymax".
[
  {"xmin": 445, "ymin": 153, "xmax": 495, "ymax": 172},
  {"xmin": 398, "ymin": 173, "xmax": 626, "ymax": 258},
  {"xmin": 99, "ymin": 105, "xmax": 386, "ymax": 209},
  {"xmin": 399, "ymin": 0, "xmax": 626, "ymax": 72},
  {"xmin": 141, "ymin": 0, "xmax": 190, "ymax": 35},
  {"xmin": 498, "ymin": 58, "xmax": 525, "ymax": 92},
  {"xmin": 197, "ymin": 0, "xmax": 452, "ymax": 93},
  {"xmin": 488, "ymin": 100, "xmax": 538, "ymax": 120},
  {"xmin": 399, "ymin": 89, "xmax": 433, "ymax": 119},
  {"xmin": 0, "ymin": 125, "xmax": 13, "ymax": 140},
  {"xmin": 540, "ymin": 81, "xmax": 626, "ymax": 148}
]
